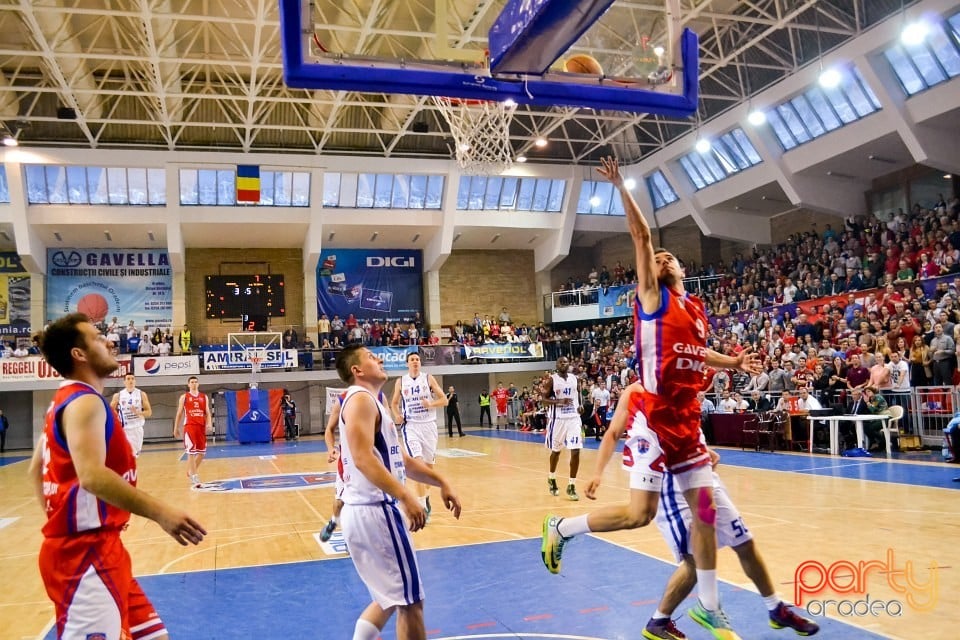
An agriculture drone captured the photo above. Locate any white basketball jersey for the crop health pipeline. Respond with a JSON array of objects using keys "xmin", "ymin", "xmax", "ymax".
[
  {"xmin": 339, "ymin": 386, "xmax": 406, "ymax": 505},
  {"xmin": 117, "ymin": 388, "xmax": 145, "ymax": 429},
  {"xmin": 400, "ymin": 374, "xmax": 436, "ymax": 424},
  {"xmin": 550, "ymin": 373, "xmax": 580, "ymax": 418}
]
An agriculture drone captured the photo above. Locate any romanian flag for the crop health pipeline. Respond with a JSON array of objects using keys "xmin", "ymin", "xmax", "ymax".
[{"xmin": 236, "ymin": 165, "xmax": 260, "ymax": 203}]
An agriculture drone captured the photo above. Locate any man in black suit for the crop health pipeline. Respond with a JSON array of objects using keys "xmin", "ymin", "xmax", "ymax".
[
  {"xmin": 747, "ymin": 390, "xmax": 773, "ymax": 412},
  {"xmin": 842, "ymin": 387, "xmax": 872, "ymax": 449}
]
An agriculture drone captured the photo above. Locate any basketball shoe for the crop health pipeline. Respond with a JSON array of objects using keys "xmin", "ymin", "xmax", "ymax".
[
  {"xmin": 566, "ymin": 483, "xmax": 579, "ymax": 501},
  {"xmin": 547, "ymin": 478, "xmax": 559, "ymax": 496},
  {"xmin": 768, "ymin": 602, "xmax": 820, "ymax": 635},
  {"xmin": 189, "ymin": 474, "xmax": 201, "ymax": 488},
  {"xmin": 642, "ymin": 617, "xmax": 687, "ymax": 640},
  {"xmin": 688, "ymin": 602, "xmax": 741, "ymax": 640},
  {"xmin": 319, "ymin": 518, "xmax": 337, "ymax": 542},
  {"xmin": 540, "ymin": 514, "xmax": 570, "ymax": 574}
]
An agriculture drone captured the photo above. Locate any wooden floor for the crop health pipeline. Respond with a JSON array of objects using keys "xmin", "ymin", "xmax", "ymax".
[{"xmin": 1, "ymin": 430, "xmax": 957, "ymax": 639}]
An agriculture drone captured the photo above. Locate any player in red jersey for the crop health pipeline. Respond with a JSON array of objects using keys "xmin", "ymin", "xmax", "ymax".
[
  {"xmin": 174, "ymin": 376, "xmax": 212, "ymax": 487},
  {"xmin": 28, "ymin": 313, "xmax": 205, "ymax": 640},
  {"xmin": 491, "ymin": 382, "xmax": 510, "ymax": 429},
  {"xmin": 541, "ymin": 157, "xmax": 760, "ymax": 640}
]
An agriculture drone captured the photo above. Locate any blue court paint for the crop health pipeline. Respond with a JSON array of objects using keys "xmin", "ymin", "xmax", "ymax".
[
  {"xmin": 471, "ymin": 430, "xmax": 960, "ymax": 490},
  {"xmin": 0, "ymin": 455, "xmax": 29, "ymax": 467},
  {"xmin": 46, "ymin": 537, "xmax": 888, "ymax": 639}
]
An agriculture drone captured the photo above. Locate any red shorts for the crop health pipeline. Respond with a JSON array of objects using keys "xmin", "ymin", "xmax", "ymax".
[
  {"xmin": 634, "ymin": 393, "xmax": 708, "ymax": 473},
  {"xmin": 39, "ymin": 531, "xmax": 166, "ymax": 640},
  {"xmin": 183, "ymin": 421, "xmax": 207, "ymax": 454}
]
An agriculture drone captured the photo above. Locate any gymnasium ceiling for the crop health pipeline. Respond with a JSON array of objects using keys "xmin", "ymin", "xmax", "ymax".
[{"xmin": 0, "ymin": 0, "xmax": 911, "ymax": 165}]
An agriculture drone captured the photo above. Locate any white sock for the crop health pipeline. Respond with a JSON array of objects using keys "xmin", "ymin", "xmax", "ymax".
[
  {"xmin": 763, "ymin": 594, "xmax": 781, "ymax": 611},
  {"xmin": 568, "ymin": 479, "xmax": 576, "ymax": 487},
  {"xmin": 419, "ymin": 495, "xmax": 428, "ymax": 508},
  {"xmin": 329, "ymin": 515, "xmax": 338, "ymax": 524},
  {"xmin": 652, "ymin": 609, "xmax": 670, "ymax": 620},
  {"xmin": 352, "ymin": 618, "xmax": 380, "ymax": 640},
  {"xmin": 696, "ymin": 569, "xmax": 719, "ymax": 611},
  {"xmin": 556, "ymin": 514, "xmax": 591, "ymax": 538},
  {"xmin": 548, "ymin": 472, "xmax": 557, "ymax": 480}
]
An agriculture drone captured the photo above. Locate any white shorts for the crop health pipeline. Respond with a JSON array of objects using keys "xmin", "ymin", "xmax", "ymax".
[
  {"xmin": 335, "ymin": 474, "xmax": 345, "ymax": 500},
  {"xmin": 404, "ymin": 421, "xmax": 438, "ymax": 464},
  {"xmin": 341, "ymin": 501, "xmax": 424, "ymax": 608},
  {"xmin": 123, "ymin": 425, "xmax": 144, "ymax": 457},
  {"xmin": 545, "ymin": 416, "xmax": 583, "ymax": 452},
  {"xmin": 655, "ymin": 473, "xmax": 752, "ymax": 563},
  {"xmin": 622, "ymin": 411, "xmax": 712, "ymax": 492}
]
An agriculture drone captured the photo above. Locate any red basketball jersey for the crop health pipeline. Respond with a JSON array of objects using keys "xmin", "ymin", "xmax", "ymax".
[
  {"xmin": 41, "ymin": 381, "xmax": 136, "ymax": 538},
  {"xmin": 182, "ymin": 391, "xmax": 208, "ymax": 426}
]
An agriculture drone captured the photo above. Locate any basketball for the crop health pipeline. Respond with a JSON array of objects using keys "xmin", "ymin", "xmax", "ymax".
[
  {"xmin": 76, "ymin": 292, "xmax": 109, "ymax": 323},
  {"xmin": 563, "ymin": 54, "xmax": 604, "ymax": 75}
]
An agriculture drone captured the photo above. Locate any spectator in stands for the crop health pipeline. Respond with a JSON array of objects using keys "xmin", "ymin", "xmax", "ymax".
[
  {"xmin": 283, "ymin": 327, "xmax": 298, "ymax": 350},
  {"xmin": 317, "ymin": 313, "xmax": 331, "ymax": 345},
  {"xmin": 861, "ymin": 386, "xmax": 889, "ymax": 451},
  {"xmin": 717, "ymin": 391, "xmax": 737, "ymax": 414},
  {"xmin": 929, "ymin": 323, "xmax": 955, "ymax": 385}
]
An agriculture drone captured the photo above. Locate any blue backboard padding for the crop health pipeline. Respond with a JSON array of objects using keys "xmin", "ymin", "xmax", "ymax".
[
  {"xmin": 279, "ymin": 0, "xmax": 699, "ymax": 116},
  {"xmin": 488, "ymin": 0, "xmax": 617, "ymax": 75}
]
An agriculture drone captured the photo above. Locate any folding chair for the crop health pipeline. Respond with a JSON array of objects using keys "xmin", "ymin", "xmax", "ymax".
[{"xmin": 741, "ymin": 412, "xmax": 776, "ymax": 452}]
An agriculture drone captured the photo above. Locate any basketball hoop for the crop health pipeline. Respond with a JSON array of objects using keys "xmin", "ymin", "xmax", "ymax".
[
  {"xmin": 431, "ymin": 96, "xmax": 516, "ymax": 176},
  {"xmin": 248, "ymin": 348, "xmax": 266, "ymax": 389}
]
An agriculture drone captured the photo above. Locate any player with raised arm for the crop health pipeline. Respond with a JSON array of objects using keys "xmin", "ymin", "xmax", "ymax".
[
  {"xmin": 336, "ymin": 345, "xmax": 461, "ymax": 640},
  {"xmin": 390, "ymin": 352, "xmax": 447, "ymax": 521},
  {"xmin": 541, "ymin": 356, "xmax": 583, "ymax": 500},
  {"xmin": 541, "ymin": 157, "xmax": 761, "ymax": 640},
  {"xmin": 110, "ymin": 373, "xmax": 153, "ymax": 457},
  {"xmin": 29, "ymin": 313, "xmax": 205, "ymax": 640}
]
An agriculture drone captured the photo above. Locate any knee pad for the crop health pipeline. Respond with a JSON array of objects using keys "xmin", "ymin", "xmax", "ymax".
[{"xmin": 696, "ymin": 486, "xmax": 717, "ymax": 526}]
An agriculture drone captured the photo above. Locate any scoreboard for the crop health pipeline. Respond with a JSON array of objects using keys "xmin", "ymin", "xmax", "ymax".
[{"xmin": 205, "ymin": 274, "xmax": 285, "ymax": 319}]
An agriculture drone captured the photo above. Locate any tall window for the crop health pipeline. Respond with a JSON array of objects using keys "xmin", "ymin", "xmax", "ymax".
[
  {"xmin": 679, "ymin": 128, "xmax": 763, "ymax": 190},
  {"xmin": 179, "ymin": 168, "xmax": 311, "ymax": 206},
  {"xmin": 645, "ymin": 170, "xmax": 679, "ymax": 210},
  {"xmin": 0, "ymin": 166, "xmax": 9, "ymax": 203},
  {"xmin": 765, "ymin": 67, "xmax": 882, "ymax": 151},
  {"xmin": 576, "ymin": 181, "xmax": 625, "ymax": 215},
  {"xmin": 456, "ymin": 176, "xmax": 565, "ymax": 212},
  {"xmin": 25, "ymin": 165, "xmax": 166, "ymax": 205},
  {"xmin": 884, "ymin": 14, "xmax": 960, "ymax": 96},
  {"xmin": 323, "ymin": 173, "xmax": 444, "ymax": 209}
]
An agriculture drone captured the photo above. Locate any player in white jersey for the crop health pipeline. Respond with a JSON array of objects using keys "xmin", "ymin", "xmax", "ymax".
[
  {"xmin": 541, "ymin": 356, "xmax": 583, "ymax": 500},
  {"xmin": 390, "ymin": 352, "xmax": 447, "ymax": 519},
  {"xmin": 644, "ymin": 463, "xmax": 819, "ymax": 639},
  {"xmin": 110, "ymin": 373, "xmax": 153, "ymax": 457},
  {"xmin": 335, "ymin": 345, "xmax": 462, "ymax": 640}
]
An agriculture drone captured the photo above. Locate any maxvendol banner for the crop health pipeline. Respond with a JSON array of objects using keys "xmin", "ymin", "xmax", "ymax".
[
  {"xmin": 0, "ymin": 252, "xmax": 31, "ymax": 336},
  {"xmin": 463, "ymin": 342, "xmax": 545, "ymax": 360},
  {"xmin": 45, "ymin": 249, "xmax": 173, "ymax": 328},
  {"xmin": 0, "ymin": 355, "xmax": 132, "ymax": 382},
  {"xmin": 202, "ymin": 348, "xmax": 299, "ymax": 371},
  {"xmin": 316, "ymin": 249, "xmax": 423, "ymax": 323},
  {"xmin": 134, "ymin": 355, "xmax": 201, "ymax": 377}
]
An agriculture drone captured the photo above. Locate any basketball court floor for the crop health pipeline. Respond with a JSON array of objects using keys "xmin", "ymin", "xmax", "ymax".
[{"xmin": 1, "ymin": 429, "xmax": 956, "ymax": 639}]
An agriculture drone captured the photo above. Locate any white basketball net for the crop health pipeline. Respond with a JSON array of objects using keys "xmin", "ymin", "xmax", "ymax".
[{"xmin": 431, "ymin": 96, "xmax": 516, "ymax": 176}]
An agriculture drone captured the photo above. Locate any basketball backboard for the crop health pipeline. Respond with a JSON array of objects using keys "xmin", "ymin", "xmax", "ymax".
[{"xmin": 279, "ymin": 0, "xmax": 698, "ymax": 117}]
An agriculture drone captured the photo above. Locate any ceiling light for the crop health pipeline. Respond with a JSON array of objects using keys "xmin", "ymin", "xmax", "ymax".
[
  {"xmin": 516, "ymin": 155, "xmax": 527, "ymax": 163},
  {"xmin": 2, "ymin": 135, "xmax": 17, "ymax": 147},
  {"xmin": 370, "ymin": 232, "xmax": 378, "ymax": 242},
  {"xmin": 623, "ymin": 177, "xmax": 636, "ymax": 190},
  {"xmin": 653, "ymin": 45, "xmax": 665, "ymax": 57},
  {"xmin": 503, "ymin": 98, "xmax": 517, "ymax": 107},
  {"xmin": 695, "ymin": 138, "xmax": 711, "ymax": 153},
  {"xmin": 901, "ymin": 21, "xmax": 930, "ymax": 47},
  {"xmin": 589, "ymin": 195, "xmax": 602, "ymax": 207},
  {"xmin": 819, "ymin": 67, "xmax": 842, "ymax": 89},
  {"xmin": 945, "ymin": 174, "xmax": 953, "ymax": 179},
  {"xmin": 747, "ymin": 109, "xmax": 767, "ymax": 126},
  {"xmin": 534, "ymin": 137, "xmax": 548, "ymax": 148}
]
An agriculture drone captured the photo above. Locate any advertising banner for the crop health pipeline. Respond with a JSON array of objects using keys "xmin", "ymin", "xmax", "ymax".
[
  {"xmin": 417, "ymin": 344, "xmax": 462, "ymax": 366},
  {"xmin": 325, "ymin": 387, "xmax": 348, "ymax": 415},
  {"xmin": 0, "ymin": 252, "xmax": 31, "ymax": 336},
  {"xmin": 599, "ymin": 285, "xmax": 635, "ymax": 318},
  {"xmin": 369, "ymin": 345, "xmax": 417, "ymax": 370},
  {"xmin": 134, "ymin": 355, "xmax": 201, "ymax": 377},
  {"xmin": 0, "ymin": 355, "xmax": 132, "ymax": 382},
  {"xmin": 316, "ymin": 249, "xmax": 423, "ymax": 323},
  {"xmin": 45, "ymin": 249, "xmax": 173, "ymax": 328},
  {"xmin": 463, "ymin": 342, "xmax": 544, "ymax": 360},
  {"xmin": 202, "ymin": 348, "xmax": 298, "ymax": 371}
]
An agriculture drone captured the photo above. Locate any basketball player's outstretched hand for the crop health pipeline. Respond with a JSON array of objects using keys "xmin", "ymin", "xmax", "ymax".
[
  {"xmin": 400, "ymin": 493, "xmax": 427, "ymax": 532},
  {"xmin": 737, "ymin": 347, "xmax": 763, "ymax": 375},
  {"xmin": 157, "ymin": 507, "xmax": 207, "ymax": 546},
  {"xmin": 585, "ymin": 476, "xmax": 602, "ymax": 500},
  {"xmin": 596, "ymin": 156, "xmax": 623, "ymax": 187},
  {"xmin": 441, "ymin": 485, "xmax": 462, "ymax": 519}
]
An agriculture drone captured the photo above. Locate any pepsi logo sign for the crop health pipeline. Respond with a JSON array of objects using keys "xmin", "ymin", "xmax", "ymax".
[{"xmin": 144, "ymin": 358, "xmax": 161, "ymax": 374}]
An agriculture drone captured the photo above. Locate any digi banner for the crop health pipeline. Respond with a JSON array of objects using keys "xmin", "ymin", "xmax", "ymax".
[
  {"xmin": 134, "ymin": 355, "xmax": 201, "ymax": 377},
  {"xmin": 45, "ymin": 249, "xmax": 173, "ymax": 327},
  {"xmin": 599, "ymin": 285, "xmax": 635, "ymax": 318},
  {"xmin": 316, "ymin": 249, "xmax": 423, "ymax": 322},
  {"xmin": 202, "ymin": 348, "xmax": 298, "ymax": 371},
  {"xmin": 0, "ymin": 252, "xmax": 31, "ymax": 336},
  {"xmin": 463, "ymin": 342, "xmax": 545, "ymax": 360},
  {"xmin": 0, "ymin": 355, "xmax": 132, "ymax": 382}
]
